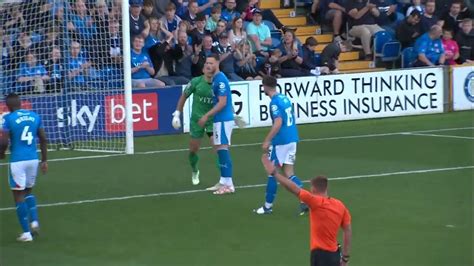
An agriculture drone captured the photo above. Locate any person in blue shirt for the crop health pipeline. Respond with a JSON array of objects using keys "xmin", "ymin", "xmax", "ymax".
[
  {"xmin": 66, "ymin": 41, "xmax": 92, "ymax": 91},
  {"xmin": 221, "ymin": 0, "xmax": 241, "ymax": 24},
  {"xmin": 414, "ymin": 24, "xmax": 446, "ymax": 66},
  {"xmin": 198, "ymin": 54, "xmax": 235, "ymax": 195},
  {"xmin": 68, "ymin": 0, "xmax": 97, "ymax": 41},
  {"xmin": 253, "ymin": 75, "xmax": 307, "ymax": 215},
  {"xmin": 131, "ymin": 35, "xmax": 165, "ymax": 88},
  {"xmin": 16, "ymin": 51, "xmax": 50, "ymax": 94},
  {"xmin": 0, "ymin": 93, "xmax": 48, "ymax": 242}
]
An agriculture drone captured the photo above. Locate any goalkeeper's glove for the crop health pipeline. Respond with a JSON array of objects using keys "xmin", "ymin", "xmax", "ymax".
[{"xmin": 172, "ymin": 110, "xmax": 181, "ymax": 129}]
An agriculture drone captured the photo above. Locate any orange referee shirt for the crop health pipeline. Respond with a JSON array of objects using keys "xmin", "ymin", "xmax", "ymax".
[{"xmin": 299, "ymin": 189, "xmax": 351, "ymax": 252}]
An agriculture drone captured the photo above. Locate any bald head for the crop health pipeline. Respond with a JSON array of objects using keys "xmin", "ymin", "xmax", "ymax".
[{"xmin": 429, "ymin": 25, "xmax": 442, "ymax": 39}]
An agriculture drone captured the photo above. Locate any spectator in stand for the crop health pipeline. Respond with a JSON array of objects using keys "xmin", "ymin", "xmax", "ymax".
[
  {"xmin": 211, "ymin": 20, "xmax": 228, "ymax": 43},
  {"xmin": 67, "ymin": 0, "xmax": 97, "ymax": 42},
  {"xmin": 301, "ymin": 37, "xmax": 320, "ymax": 72},
  {"xmin": 421, "ymin": 0, "xmax": 441, "ymax": 33},
  {"xmin": 346, "ymin": 0, "xmax": 384, "ymax": 59},
  {"xmin": 259, "ymin": 48, "xmax": 282, "ymax": 78},
  {"xmin": 228, "ymin": 17, "xmax": 247, "ymax": 46},
  {"xmin": 130, "ymin": 35, "xmax": 165, "ymax": 88},
  {"xmin": 235, "ymin": 40, "xmax": 261, "ymax": 80},
  {"xmin": 317, "ymin": 0, "xmax": 347, "ymax": 41},
  {"xmin": 247, "ymin": 9, "xmax": 272, "ymax": 57},
  {"xmin": 406, "ymin": 0, "xmax": 424, "ymax": 17},
  {"xmin": 173, "ymin": 0, "xmax": 188, "ymax": 18},
  {"xmin": 34, "ymin": 27, "xmax": 61, "ymax": 62},
  {"xmin": 142, "ymin": 0, "xmax": 156, "ymax": 20},
  {"xmin": 150, "ymin": 0, "xmax": 171, "ymax": 18},
  {"xmin": 190, "ymin": 13, "xmax": 210, "ymax": 45},
  {"xmin": 442, "ymin": 28, "xmax": 459, "ymax": 65},
  {"xmin": 181, "ymin": 0, "xmax": 200, "ymax": 27},
  {"xmin": 107, "ymin": 20, "xmax": 123, "ymax": 69},
  {"xmin": 206, "ymin": 5, "xmax": 222, "ymax": 32},
  {"xmin": 436, "ymin": 0, "xmax": 471, "ymax": 18},
  {"xmin": 413, "ymin": 25, "xmax": 445, "ymax": 66},
  {"xmin": 440, "ymin": 1, "xmax": 466, "ymax": 35},
  {"xmin": 176, "ymin": 20, "xmax": 193, "ymax": 42},
  {"xmin": 374, "ymin": 0, "xmax": 401, "ymax": 36},
  {"xmin": 11, "ymin": 29, "xmax": 34, "ymax": 73},
  {"xmin": 320, "ymin": 40, "xmax": 351, "ymax": 74},
  {"xmin": 213, "ymin": 32, "xmax": 243, "ymax": 81},
  {"xmin": 455, "ymin": 18, "xmax": 474, "ymax": 64},
  {"xmin": 278, "ymin": 30, "xmax": 310, "ymax": 77},
  {"xmin": 16, "ymin": 50, "xmax": 50, "ymax": 94},
  {"xmin": 191, "ymin": 34, "xmax": 214, "ymax": 76},
  {"xmin": 44, "ymin": 46, "xmax": 64, "ymax": 93},
  {"xmin": 175, "ymin": 30, "xmax": 194, "ymax": 80},
  {"xmin": 129, "ymin": 0, "xmax": 148, "ymax": 39},
  {"xmin": 3, "ymin": 5, "xmax": 26, "ymax": 33},
  {"xmin": 396, "ymin": 9, "xmax": 422, "ymax": 48},
  {"xmin": 66, "ymin": 41, "xmax": 93, "ymax": 91},
  {"xmin": 153, "ymin": 36, "xmax": 190, "ymax": 85},
  {"xmin": 222, "ymin": 0, "xmax": 241, "ymax": 24},
  {"xmin": 242, "ymin": 0, "xmax": 289, "ymax": 31},
  {"xmin": 197, "ymin": 0, "xmax": 219, "ymax": 16},
  {"xmin": 160, "ymin": 2, "xmax": 182, "ymax": 34},
  {"xmin": 145, "ymin": 17, "xmax": 174, "ymax": 52}
]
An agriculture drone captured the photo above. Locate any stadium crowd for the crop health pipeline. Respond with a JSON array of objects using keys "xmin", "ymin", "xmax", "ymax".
[{"xmin": 0, "ymin": 0, "xmax": 473, "ymax": 93}]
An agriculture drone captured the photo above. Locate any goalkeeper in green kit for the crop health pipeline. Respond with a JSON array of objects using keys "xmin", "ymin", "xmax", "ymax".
[{"xmin": 172, "ymin": 67, "xmax": 214, "ymax": 185}]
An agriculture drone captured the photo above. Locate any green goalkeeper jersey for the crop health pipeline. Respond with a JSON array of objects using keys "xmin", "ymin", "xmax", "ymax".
[{"xmin": 184, "ymin": 75, "xmax": 214, "ymax": 121}]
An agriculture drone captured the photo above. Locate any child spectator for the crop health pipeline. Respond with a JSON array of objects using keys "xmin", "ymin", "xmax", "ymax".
[
  {"xmin": 206, "ymin": 5, "xmax": 222, "ymax": 32},
  {"xmin": 235, "ymin": 40, "xmax": 261, "ymax": 80},
  {"xmin": 259, "ymin": 48, "xmax": 282, "ymax": 78},
  {"xmin": 441, "ymin": 28, "xmax": 459, "ymax": 65},
  {"xmin": 160, "ymin": 2, "xmax": 182, "ymax": 34}
]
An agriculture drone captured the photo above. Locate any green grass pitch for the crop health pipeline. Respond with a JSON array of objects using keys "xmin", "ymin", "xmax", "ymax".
[{"xmin": 1, "ymin": 111, "xmax": 473, "ymax": 266}]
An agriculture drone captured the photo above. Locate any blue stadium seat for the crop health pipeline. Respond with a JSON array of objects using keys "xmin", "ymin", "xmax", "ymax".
[
  {"xmin": 243, "ymin": 21, "xmax": 250, "ymax": 30},
  {"xmin": 374, "ymin": 31, "xmax": 392, "ymax": 57},
  {"xmin": 262, "ymin": 20, "xmax": 277, "ymax": 31},
  {"xmin": 271, "ymin": 37, "xmax": 281, "ymax": 49},
  {"xmin": 270, "ymin": 30, "xmax": 282, "ymax": 40},
  {"xmin": 381, "ymin": 41, "xmax": 401, "ymax": 68},
  {"xmin": 401, "ymin": 47, "xmax": 416, "ymax": 68}
]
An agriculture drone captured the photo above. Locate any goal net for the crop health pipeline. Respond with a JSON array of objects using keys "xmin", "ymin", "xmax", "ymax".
[{"xmin": 0, "ymin": 0, "xmax": 133, "ymax": 153}]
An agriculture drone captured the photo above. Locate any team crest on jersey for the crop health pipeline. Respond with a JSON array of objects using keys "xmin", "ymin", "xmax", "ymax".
[
  {"xmin": 219, "ymin": 82, "xmax": 226, "ymax": 93},
  {"xmin": 464, "ymin": 71, "xmax": 474, "ymax": 103},
  {"xmin": 271, "ymin": 104, "xmax": 278, "ymax": 112}
]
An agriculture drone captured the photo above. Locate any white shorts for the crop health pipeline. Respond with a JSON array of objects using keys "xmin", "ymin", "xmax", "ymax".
[
  {"xmin": 9, "ymin": 159, "xmax": 39, "ymax": 191},
  {"xmin": 213, "ymin": 121, "xmax": 234, "ymax": 145},
  {"xmin": 270, "ymin": 142, "xmax": 297, "ymax": 167}
]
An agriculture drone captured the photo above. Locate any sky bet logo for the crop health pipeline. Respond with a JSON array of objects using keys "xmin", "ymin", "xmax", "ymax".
[
  {"xmin": 57, "ymin": 100, "xmax": 101, "ymax": 133},
  {"xmin": 105, "ymin": 93, "xmax": 158, "ymax": 132}
]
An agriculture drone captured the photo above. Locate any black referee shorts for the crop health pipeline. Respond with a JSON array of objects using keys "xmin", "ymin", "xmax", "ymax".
[{"xmin": 310, "ymin": 249, "xmax": 340, "ymax": 266}]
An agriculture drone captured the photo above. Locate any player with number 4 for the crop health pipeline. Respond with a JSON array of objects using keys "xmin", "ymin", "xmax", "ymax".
[
  {"xmin": 0, "ymin": 93, "xmax": 48, "ymax": 242},
  {"xmin": 254, "ymin": 76, "xmax": 308, "ymax": 215}
]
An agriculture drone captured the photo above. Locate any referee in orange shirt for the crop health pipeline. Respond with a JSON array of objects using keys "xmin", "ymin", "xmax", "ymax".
[{"xmin": 261, "ymin": 154, "xmax": 352, "ymax": 266}]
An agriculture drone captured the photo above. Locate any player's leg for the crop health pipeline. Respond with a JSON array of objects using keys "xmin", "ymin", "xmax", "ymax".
[
  {"xmin": 189, "ymin": 119, "xmax": 205, "ymax": 185},
  {"xmin": 254, "ymin": 145, "xmax": 279, "ymax": 214},
  {"xmin": 280, "ymin": 143, "xmax": 308, "ymax": 215},
  {"xmin": 24, "ymin": 160, "xmax": 40, "ymax": 233},
  {"xmin": 212, "ymin": 121, "xmax": 235, "ymax": 195},
  {"xmin": 9, "ymin": 162, "xmax": 33, "ymax": 242}
]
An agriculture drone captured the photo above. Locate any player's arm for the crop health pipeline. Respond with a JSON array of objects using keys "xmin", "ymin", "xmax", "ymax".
[
  {"xmin": 262, "ymin": 117, "xmax": 282, "ymax": 152},
  {"xmin": 341, "ymin": 223, "xmax": 352, "ymax": 265},
  {"xmin": 199, "ymin": 95, "xmax": 227, "ymax": 127},
  {"xmin": 172, "ymin": 82, "xmax": 194, "ymax": 129},
  {"xmin": 38, "ymin": 128, "xmax": 48, "ymax": 173},
  {"xmin": 261, "ymin": 154, "xmax": 301, "ymax": 196}
]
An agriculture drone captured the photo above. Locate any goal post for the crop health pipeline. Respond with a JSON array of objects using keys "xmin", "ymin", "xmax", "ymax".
[{"xmin": 0, "ymin": 0, "xmax": 134, "ymax": 154}]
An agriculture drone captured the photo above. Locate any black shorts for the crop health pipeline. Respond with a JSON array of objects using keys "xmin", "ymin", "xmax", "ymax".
[{"xmin": 310, "ymin": 249, "xmax": 340, "ymax": 266}]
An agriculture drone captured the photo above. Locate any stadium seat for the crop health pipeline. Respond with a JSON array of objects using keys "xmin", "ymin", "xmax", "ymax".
[
  {"xmin": 262, "ymin": 20, "xmax": 277, "ymax": 31},
  {"xmin": 271, "ymin": 30, "xmax": 282, "ymax": 40},
  {"xmin": 243, "ymin": 21, "xmax": 250, "ymax": 31},
  {"xmin": 381, "ymin": 41, "xmax": 401, "ymax": 68},
  {"xmin": 401, "ymin": 47, "xmax": 416, "ymax": 68},
  {"xmin": 271, "ymin": 37, "xmax": 281, "ymax": 49},
  {"xmin": 374, "ymin": 31, "xmax": 392, "ymax": 57}
]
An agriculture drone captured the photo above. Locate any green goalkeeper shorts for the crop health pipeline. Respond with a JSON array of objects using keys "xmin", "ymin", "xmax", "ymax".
[{"xmin": 190, "ymin": 118, "xmax": 213, "ymax": 139}]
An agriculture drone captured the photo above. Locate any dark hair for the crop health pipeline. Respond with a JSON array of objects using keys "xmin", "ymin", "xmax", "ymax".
[
  {"xmin": 305, "ymin": 36, "xmax": 318, "ymax": 47},
  {"xmin": 5, "ymin": 93, "xmax": 21, "ymax": 110},
  {"xmin": 166, "ymin": 2, "xmax": 176, "ymax": 10},
  {"xmin": 262, "ymin": 75, "xmax": 277, "ymax": 88},
  {"xmin": 207, "ymin": 53, "xmax": 220, "ymax": 61},
  {"xmin": 196, "ymin": 13, "xmax": 206, "ymax": 21},
  {"xmin": 311, "ymin": 176, "xmax": 328, "ymax": 192},
  {"xmin": 409, "ymin": 9, "xmax": 421, "ymax": 18}
]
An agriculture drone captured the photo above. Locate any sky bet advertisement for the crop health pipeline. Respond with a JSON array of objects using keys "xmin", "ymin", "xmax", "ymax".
[{"xmin": 0, "ymin": 87, "xmax": 182, "ymax": 143}]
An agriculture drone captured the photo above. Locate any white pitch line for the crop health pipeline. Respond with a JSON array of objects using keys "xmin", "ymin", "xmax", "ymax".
[
  {"xmin": 0, "ymin": 165, "xmax": 472, "ymax": 212},
  {"xmin": 402, "ymin": 132, "xmax": 474, "ymax": 140},
  {"xmin": 0, "ymin": 126, "xmax": 471, "ymax": 166}
]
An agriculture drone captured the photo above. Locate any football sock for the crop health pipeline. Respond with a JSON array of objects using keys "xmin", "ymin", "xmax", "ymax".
[
  {"xmin": 189, "ymin": 152, "xmax": 199, "ymax": 172},
  {"xmin": 25, "ymin": 194, "xmax": 39, "ymax": 223},
  {"xmin": 290, "ymin": 175, "xmax": 303, "ymax": 188},
  {"xmin": 217, "ymin": 149, "xmax": 233, "ymax": 186},
  {"xmin": 265, "ymin": 175, "xmax": 277, "ymax": 208},
  {"xmin": 16, "ymin": 202, "xmax": 30, "ymax": 233}
]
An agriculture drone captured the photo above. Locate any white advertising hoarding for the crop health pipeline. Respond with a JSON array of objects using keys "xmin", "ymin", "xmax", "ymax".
[
  {"xmin": 452, "ymin": 65, "xmax": 474, "ymax": 111},
  {"xmin": 183, "ymin": 67, "xmax": 445, "ymax": 132}
]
